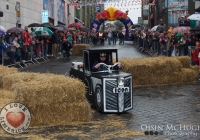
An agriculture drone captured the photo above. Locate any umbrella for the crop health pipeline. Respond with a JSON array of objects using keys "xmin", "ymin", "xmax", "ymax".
[
  {"xmin": 172, "ymin": 26, "xmax": 191, "ymax": 33},
  {"xmin": 0, "ymin": 25, "xmax": 6, "ymax": 35},
  {"xmin": 28, "ymin": 23, "xmax": 41, "ymax": 27},
  {"xmin": 33, "ymin": 27, "xmax": 53, "ymax": 36},
  {"xmin": 187, "ymin": 14, "xmax": 200, "ymax": 21},
  {"xmin": 7, "ymin": 27, "xmax": 24, "ymax": 33},
  {"xmin": 0, "ymin": 25, "xmax": 6, "ymax": 32},
  {"xmin": 41, "ymin": 23, "xmax": 57, "ymax": 31},
  {"xmin": 68, "ymin": 22, "xmax": 82, "ymax": 28},
  {"xmin": 151, "ymin": 25, "xmax": 166, "ymax": 31},
  {"xmin": 55, "ymin": 26, "xmax": 64, "ymax": 32},
  {"xmin": 131, "ymin": 24, "xmax": 142, "ymax": 29},
  {"xmin": 55, "ymin": 24, "xmax": 68, "ymax": 30},
  {"xmin": 151, "ymin": 25, "xmax": 158, "ymax": 31},
  {"xmin": 68, "ymin": 28, "xmax": 76, "ymax": 31},
  {"xmin": 156, "ymin": 25, "xmax": 166, "ymax": 31},
  {"xmin": 191, "ymin": 26, "xmax": 200, "ymax": 31}
]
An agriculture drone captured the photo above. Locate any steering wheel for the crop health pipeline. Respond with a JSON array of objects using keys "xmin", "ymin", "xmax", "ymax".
[{"xmin": 98, "ymin": 62, "xmax": 122, "ymax": 73}]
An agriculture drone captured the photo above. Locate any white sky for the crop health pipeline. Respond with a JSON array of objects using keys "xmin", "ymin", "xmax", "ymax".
[{"xmin": 103, "ymin": 0, "xmax": 141, "ymax": 24}]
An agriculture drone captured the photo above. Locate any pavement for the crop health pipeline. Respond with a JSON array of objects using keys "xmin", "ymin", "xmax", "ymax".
[{"xmin": 2, "ymin": 42, "xmax": 200, "ymax": 140}]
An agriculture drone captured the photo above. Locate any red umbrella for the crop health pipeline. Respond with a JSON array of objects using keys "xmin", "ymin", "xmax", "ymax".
[{"xmin": 68, "ymin": 22, "xmax": 82, "ymax": 28}]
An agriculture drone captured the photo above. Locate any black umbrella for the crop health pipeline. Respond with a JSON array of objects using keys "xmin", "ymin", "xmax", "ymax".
[
  {"xmin": 7, "ymin": 27, "xmax": 24, "ymax": 33},
  {"xmin": 156, "ymin": 26, "xmax": 166, "ymax": 31},
  {"xmin": 131, "ymin": 24, "xmax": 142, "ymax": 29},
  {"xmin": 41, "ymin": 23, "xmax": 56, "ymax": 31},
  {"xmin": 28, "ymin": 23, "xmax": 41, "ymax": 27},
  {"xmin": 191, "ymin": 26, "xmax": 200, "ymax": 31},
  {"xmin": 55, "ymin": 24, "xmax": 68, "ymax": 30},
  {"xmin": 55, "ymin": 27, "xmax": 64, "ymax": 32}
]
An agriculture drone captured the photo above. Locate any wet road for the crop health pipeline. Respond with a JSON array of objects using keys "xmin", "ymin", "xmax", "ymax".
[{"xmin": 2, "ymin": 42, "xmax": 200, "ymax": 140}]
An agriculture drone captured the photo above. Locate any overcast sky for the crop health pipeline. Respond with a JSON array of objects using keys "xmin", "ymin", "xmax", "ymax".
[{"xmin": 103, "ymin": 0, "xmax": 141, "ymax": 24}]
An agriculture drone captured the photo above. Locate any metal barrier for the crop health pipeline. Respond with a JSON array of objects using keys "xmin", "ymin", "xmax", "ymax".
[{"xmin": 1, "ymin": 37, "xmax": 94, "ymax": 68}]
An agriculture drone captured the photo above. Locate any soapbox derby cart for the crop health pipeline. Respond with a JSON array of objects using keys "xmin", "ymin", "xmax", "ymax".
[{"xmin": 69, "ymin": 49, "xmax": 133, "ymax": 113}]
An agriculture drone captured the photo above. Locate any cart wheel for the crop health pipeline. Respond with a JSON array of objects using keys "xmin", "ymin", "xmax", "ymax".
[{"xmin": 95, "ymin": 85, "xmax": 103, "ymax": 111}]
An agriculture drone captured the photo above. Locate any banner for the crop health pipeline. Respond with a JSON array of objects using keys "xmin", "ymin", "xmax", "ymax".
[
  {"xmin": 166, "ymin": 0, "xmax": 188, "ymax": 24},
  {"xmin": 96, "ymin": 4, "xmax": 101, "ymax": 13},
  {"xmin": 43, "ymin": 0, "xmax": 54, "ymax": 19},
  {"xmin": 68, "ymin": 0, "xmax": 141, "ymax": 6},
  {"xmin": 57, "ymin": 0, "xmax": 65, "ymax": 23}
]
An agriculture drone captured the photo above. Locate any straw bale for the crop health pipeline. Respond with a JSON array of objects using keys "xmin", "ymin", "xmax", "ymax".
[
  {"xmin": 118, "ymin": 57, "xmax": 198, "ymax": 87},
  {"xmin": 2, "ymin": 72, "xmax": 39, "ymax": 90},
  {"xmin": 190, "ymin": 65, "xmax": 200, "ymax": 74},
  {"xmin": 175, "ymin": 56, "xmax": 191, "ymax": 68},
  {"xmin": 0, "ymin": 89, "xmax": 15, "ymax": 109},
  {"xmin": 0, "ymin": 65, "xmax": 18, "ymax": 88},
  {"xmin": 120, "ymin": 56, "xmax": 182, "ymax": 77},
  {"xmin": 180, "ymin": 68, "xmax": 199, "ymax": 83},
  {"xmin": 28, "ymin": 101, "xmax": 92, "ymax": 126},
  {"xmin": 71, "ymin": 44, "xmax": 89, "ymax": 56},
  {"xmin": 12, "ymin": 79, "xmax": 86, "ymax": 106},
  {"xmin": 2, "ymin": 72, "xmax": 85, "ymax": 90}
]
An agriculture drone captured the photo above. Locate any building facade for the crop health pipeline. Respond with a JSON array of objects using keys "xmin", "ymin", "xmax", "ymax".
[
  {"xmin": 142, "ymin": 0, "xmax": 188, "ymax": 28},
  {"xmin": 0, "ymin": 0, "xmax": 75, "ymax": 30}
]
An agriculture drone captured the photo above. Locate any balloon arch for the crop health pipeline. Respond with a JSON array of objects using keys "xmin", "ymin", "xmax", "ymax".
[{"xmin": 90, "ymin": 7, "xmax": 134, "ymax": 41}]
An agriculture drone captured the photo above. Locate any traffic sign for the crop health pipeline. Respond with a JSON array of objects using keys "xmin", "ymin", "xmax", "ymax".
[{"xmin": 42, "ymin": 10, "xmax": 48, "ymax": 23}]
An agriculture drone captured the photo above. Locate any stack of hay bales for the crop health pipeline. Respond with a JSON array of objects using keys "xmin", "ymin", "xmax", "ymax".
[
  {"xmin": 0, "ymin": 67, "xmax": 92, "ymax": 126},
  {"xmin": 71, "ymin": 44, "xmax": 90, "ymax": 56},
  {"xmin": 119, "ymin": 56, "xmax": 199, "ymax": 87},
  {"xmin": 0, "ymin": 65, "xmax": 18, "ymax": 88}
]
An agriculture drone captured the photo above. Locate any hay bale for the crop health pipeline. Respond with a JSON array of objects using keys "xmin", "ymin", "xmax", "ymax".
[
  {"xmin": 12, "ymin": 79, "xmax": 86, "ymax": 106},
  {"xmin": 2, "ymin": 72, "xmax": 85, "ymax": 90},
  {"xmin": 0, "ymin": 89, "xmax": 15, "ymax": 109},
  {"xmin": 28, "ymin": 101, "xmax": 92, "ymax": 126},
  {"xmin": 180, "ymin": 68, "xmax": 199, "ymax": 83},
  {"xmin": 175, "ymin": 56, "xmax": 191, "ymax": 68},
  {"xmin": 0, "ymin": 65, "xmax": 18, "ymax": 88},
  {"xmin": 2, "ymin": 72, "xmax": 39, "ymax": 90},
  {"xmin": 71, "ymin": 44, "xmax": 89, "ymax": 56},
  {"xmin": 119, "ymin": 57, "xmax": 198, "ymax": 87}
]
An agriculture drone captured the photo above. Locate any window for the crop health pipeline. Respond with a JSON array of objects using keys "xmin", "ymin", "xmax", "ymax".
[{"xmin": 6, "ymin": 4, "xmax": 9, "ymax": 10}]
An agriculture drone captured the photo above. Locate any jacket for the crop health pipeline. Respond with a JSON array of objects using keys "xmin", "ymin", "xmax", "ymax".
[
  {"xmin": 92, "ymin": 60, "xmax": 119, "ymax": 72},
  {"xmin": 191, "ymin": 49, "xmax": 199, "ymax": 62},
  {"xmin": 62, "ymin": 41, "xmax": 72, "ymax": 51}
]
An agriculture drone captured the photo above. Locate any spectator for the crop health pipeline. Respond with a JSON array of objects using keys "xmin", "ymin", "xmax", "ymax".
[
  {"xmin": 10, "ymin": 36, "xmax": 20, "ymax": 64},
  {"xmin": 51, "ymin": 29, "xmax": 59, "ymax": 59},
  {"xmin": 191, "ymin": 41, "xmax": 200, "ymax": 66},
  {"xmin": 62, "ymin": 38, "xmax": 72, "ymax": 59}
]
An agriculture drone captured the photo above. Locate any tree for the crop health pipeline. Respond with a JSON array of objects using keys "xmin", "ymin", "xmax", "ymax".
[{"xmin": 114, "ymin": 20, "xmax": 124, "ymax": 30}]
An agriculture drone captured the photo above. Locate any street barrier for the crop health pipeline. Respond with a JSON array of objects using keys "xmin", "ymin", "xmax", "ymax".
[
  {"xmin": 133, "ymin": 34, "xmax": 194, "ymax": 64},
  {"xmin": 1, "ymin": 37, "xmax": 93, "ymax": 68}
]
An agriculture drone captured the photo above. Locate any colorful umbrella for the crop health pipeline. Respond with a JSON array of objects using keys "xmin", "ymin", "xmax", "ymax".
[
  {"xmin": 33, "ymin": 27, "xmax": 53, "ymax": 36},
  {"xmin": 68, "ymin": 22, "xmax": 82, "ymax": 28},
  {"xmin": 0, "ymin": 25, "xmax": 6, "ymax": 32},
  {"xmin": 172, "ymin": 26, "xmax": 191, "ymax": 34}
]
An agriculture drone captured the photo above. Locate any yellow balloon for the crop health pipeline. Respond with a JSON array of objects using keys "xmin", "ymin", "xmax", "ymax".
[{"xmin": 106, "ymin": 7, "xmax": 118, "ymax": 21}]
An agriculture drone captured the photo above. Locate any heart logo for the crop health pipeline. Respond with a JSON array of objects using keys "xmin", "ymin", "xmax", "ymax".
[{"xmin": 6, "ymin": 112, "xmax": 25, "ymax": 128}]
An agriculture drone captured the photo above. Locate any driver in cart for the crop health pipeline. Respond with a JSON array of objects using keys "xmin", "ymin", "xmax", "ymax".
[{"xmin": 92, "ymin": 52, "xmax": 123, "ymax": 72}]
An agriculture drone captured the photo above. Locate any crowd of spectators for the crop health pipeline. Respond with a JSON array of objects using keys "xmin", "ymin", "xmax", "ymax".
[
  {"xmin": 132, "ymin": 16, "xmax": 200, "ymax": 66},
  {"xmin": 0, "ymin": 26, "xmax": 94, "ymax": 65}
]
